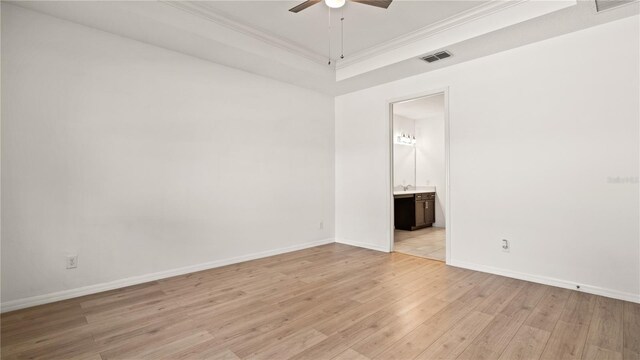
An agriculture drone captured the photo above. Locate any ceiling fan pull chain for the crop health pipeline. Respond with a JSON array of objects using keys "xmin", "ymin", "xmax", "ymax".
[
  {"xmin": 340, "ymin": 8, "xmax": 344, "ymax": 60},
  {"xmin": 328, "ymin": 8, "xmax": 332, "ymax": 65}
]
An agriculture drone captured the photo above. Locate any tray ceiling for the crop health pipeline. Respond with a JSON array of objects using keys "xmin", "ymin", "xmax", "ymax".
[{"xmin": 193, "ymin": 1, "xmax": 488, "ymax": 61}]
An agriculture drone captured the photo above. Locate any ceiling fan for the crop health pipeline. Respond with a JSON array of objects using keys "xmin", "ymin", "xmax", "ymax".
[{"xmin": 289, "ymin": 0, "xmax": 392, "ymax": 13}]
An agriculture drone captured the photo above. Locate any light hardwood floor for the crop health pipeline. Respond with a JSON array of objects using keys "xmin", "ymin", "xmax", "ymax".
[
  {"xmin": 394, "ymin": 227, "xmax": 445, "ymax": 261},
  {"xmin": 1, "ymin": 243, "xmax": 639, "ymax": 360}
]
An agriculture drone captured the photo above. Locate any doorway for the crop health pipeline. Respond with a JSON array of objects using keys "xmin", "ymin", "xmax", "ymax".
[{"xmin": 389, "ymin": 91, "xmax": 449, "ymax": 262}]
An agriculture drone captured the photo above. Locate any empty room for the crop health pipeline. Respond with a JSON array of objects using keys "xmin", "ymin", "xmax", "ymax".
[{"xmin": 1, "ymin": 0, "xmax": 639, "ymax": 359}]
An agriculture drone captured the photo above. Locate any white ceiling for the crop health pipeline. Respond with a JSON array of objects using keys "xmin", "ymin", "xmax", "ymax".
[
  {"xmin": 11, "ymin": 0, "xmax": 639, "ymax": 95},
  {"xmin": 195, "ymin": 1, "xmax": 487, "ymax": 61},
  {"xmin": 394, "ymin": 94, "xmax": 444, "ymax": 120}
]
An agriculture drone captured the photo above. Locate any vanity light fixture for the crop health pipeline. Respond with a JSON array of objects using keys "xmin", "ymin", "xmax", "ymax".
[{"xmin": 396, "ymin": 133, "xmax": 416, "ymax": 146}]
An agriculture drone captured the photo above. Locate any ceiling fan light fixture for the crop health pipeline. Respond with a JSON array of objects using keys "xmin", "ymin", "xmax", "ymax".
[{"xmin": 325, "ymin": 0, "xmax": 346, "ymax": 8}]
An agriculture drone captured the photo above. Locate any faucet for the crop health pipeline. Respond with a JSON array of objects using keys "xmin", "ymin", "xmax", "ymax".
[{"xmin": 402, "ymin": 184, "xmax": 413, "ymax": 191}]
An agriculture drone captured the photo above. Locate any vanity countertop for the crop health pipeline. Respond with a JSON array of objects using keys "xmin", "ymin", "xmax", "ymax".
[{"xmin": 393, "ymin": 186, "xmax": 436, "ymax": 196}]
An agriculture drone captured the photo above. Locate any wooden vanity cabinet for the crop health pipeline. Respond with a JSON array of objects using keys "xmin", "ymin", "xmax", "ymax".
[{"xmin": 394, "ymin": 192, "xmax": 435, "ymax": 231}]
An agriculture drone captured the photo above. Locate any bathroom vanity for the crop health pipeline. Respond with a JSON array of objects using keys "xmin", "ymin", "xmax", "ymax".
[{"xmin": 394, "ymin": 190, "xmax": 436, "ymax": 231}]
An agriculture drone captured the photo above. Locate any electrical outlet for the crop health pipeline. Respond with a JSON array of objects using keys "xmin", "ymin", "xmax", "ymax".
[
  {"xmin": 319, "ymin": 221, "xmax": 324, "ymax": 230},
  {"xmin": 66, "ymin": 255, "xmax": 78, "ymax": 269},
  {"xmin": 502, "ymin": 239, "xmax": 510, "ymax": 252}
]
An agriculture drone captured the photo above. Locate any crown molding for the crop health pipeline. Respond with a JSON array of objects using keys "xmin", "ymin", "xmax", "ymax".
[
  {"xmin": 162, "ymin": 1, "xmax": 330, "ymax": 66},
  {"xmin": 335, "ymin": 0, "xmax": 524, "ymax": 69}
]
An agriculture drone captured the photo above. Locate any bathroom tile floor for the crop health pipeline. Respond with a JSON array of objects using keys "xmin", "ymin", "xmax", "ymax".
[{"xmin": 394, "ymin": 227, "xmax": 445, "ymax": 261}]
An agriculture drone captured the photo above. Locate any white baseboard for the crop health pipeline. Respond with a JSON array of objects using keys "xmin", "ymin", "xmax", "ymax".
[
  {"xmin": 335, "ymin": 238, "xmax": 390, "ymax": 253},
  {"xmin": 8, "ymin": 240, "xmax": 635, "ymax": 313},
  {"xmin": 449, "ymin": 259, "xmax": 640, "ymax": 304},
  {"xmin": 1, "ymin": 238, "xmax": 335, "ymax": 313}
]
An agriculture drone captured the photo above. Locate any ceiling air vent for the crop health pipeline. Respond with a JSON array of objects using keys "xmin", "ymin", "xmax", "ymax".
[
  {"xmin": 434, "ymin": 51, "xmax": 451, "ymax": 60},
  {"xmin": 421, "ymin": 55, "xmax": 439, "ymax": 63},
  {"xmin": 421, "ymin": 50, "xmax": 452, "ymax": 64},
  {"xmin": 595, "ymin": 0, "xmax": 637, "ymax": 12}
]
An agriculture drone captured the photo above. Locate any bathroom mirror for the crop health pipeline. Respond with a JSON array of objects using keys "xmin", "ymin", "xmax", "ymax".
[{"xmin": 392, "ymin": 114, "xmax": 416, "ymax": 190}]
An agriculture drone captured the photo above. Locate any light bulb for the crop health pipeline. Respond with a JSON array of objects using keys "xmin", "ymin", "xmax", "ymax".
[{"xmin": 325, "ymin": 0, "xmax": 346, "ymax": 8}]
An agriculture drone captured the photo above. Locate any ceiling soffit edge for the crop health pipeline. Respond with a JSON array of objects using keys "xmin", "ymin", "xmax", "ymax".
[{"xmin": 335, "ymin": 0, "xmax": 525, "ymax": 69}]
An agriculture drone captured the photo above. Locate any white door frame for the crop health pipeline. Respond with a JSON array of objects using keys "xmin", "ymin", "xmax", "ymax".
[{"xmin": 386, "ymin": 87, "xmax": 451, "ymax": 264}]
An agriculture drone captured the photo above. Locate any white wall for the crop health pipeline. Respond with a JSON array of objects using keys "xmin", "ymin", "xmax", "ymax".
[
  {"xmin": 392, "ymin": 115, "xmax": 415, "ymax": 189},
  {"xmin": 415, "ymin": 115, "xmax": 446, "ymax": 227},
  {"xmin": 1, "ymin": 4, "xmax": 335, "ymax": 309},
  {"xmin": 336, "ymin": 16, "xmax": 640, "ymax": 301}
]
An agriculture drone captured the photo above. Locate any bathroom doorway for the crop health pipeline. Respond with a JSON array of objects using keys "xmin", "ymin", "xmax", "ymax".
[{"xmin": 389, "ymin": 91, "xmax": 449, "ymax": 262}]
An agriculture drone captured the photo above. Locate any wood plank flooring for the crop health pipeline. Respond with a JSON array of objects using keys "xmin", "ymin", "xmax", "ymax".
[{"xmin": 1, "ymin": 243, "xmax": 639, "ymax": 360}]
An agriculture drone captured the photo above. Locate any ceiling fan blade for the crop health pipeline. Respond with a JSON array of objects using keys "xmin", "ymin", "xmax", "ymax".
[
  {"xmin": 289, "ymin": 0, "xmax": 322, "ymax": 13},
  {"xmin": 350, "ymin": 0, "xmax": 393, "ymax": 9}
]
